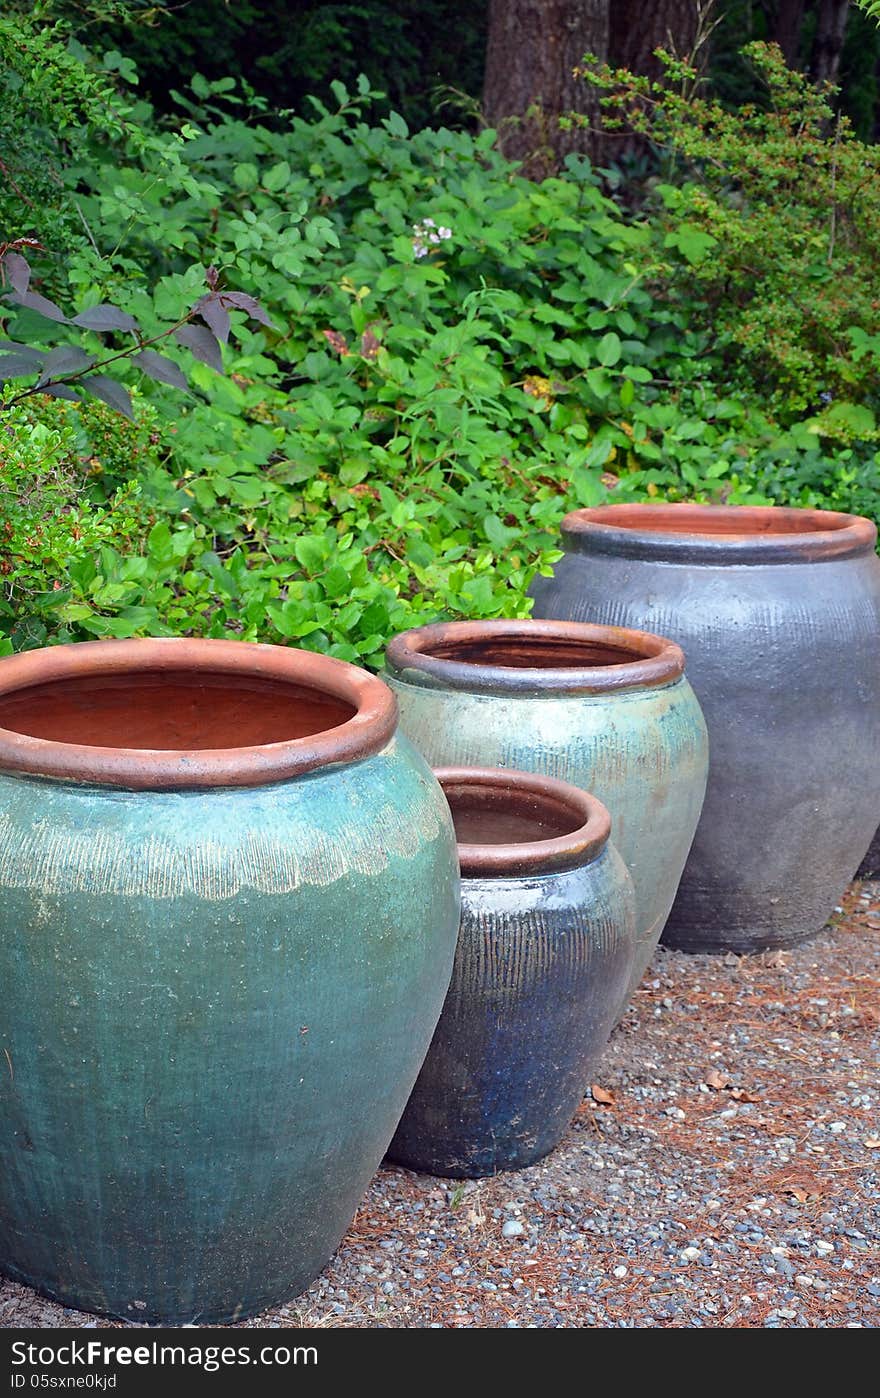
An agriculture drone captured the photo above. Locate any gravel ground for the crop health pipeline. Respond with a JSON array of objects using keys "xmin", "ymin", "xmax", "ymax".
[{"xmin": 3, "ymin": 880, "xmax": 878, "ymax": 1331}]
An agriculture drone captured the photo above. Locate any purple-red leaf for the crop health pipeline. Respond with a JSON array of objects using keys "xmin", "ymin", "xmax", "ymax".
[
  {"xmin": 0, "ymin": 352, "xmax": 41, "ymax": 380},
  {"xmin": 174, "ymin": 323, "xmax": 224, "ymax": 373},
  {"xmin": 0, "ymin": 340, "xmax": 42, "ymax": 362},
  {"xmin": 219, "ymin": 291, "xmax": 275, "ymax": 328},
  {"xmin": 38, "ymin": 346, "xmax": 94, "ymax": 383},
  {"xmin": 3, "ymin": 253, "xmax": 30, "ymax": 296},
  {"xmin": 83, "ymin": 374, "xmax": 133, "ymax": 419},
  {"xmin": 13, "ymin": 290, "xmax": 68, "ymax": 324},
  {"xmin": 41, "ymin": 384, "xmax": 82, "ymax": 403},
  {"xmin": 133, "ymin": 349, "xmax": 189, "ymax": 392},
  {"xmin": 72, "ymin": 304, "xmax": 139, "ymax": 333},
  {"xmin": 206, "ymin": 265, "xmax": 220, "ymax": 291},
  {"xmin": 192, "ymin": 294, "xmax": 230, "ymax": 344}
]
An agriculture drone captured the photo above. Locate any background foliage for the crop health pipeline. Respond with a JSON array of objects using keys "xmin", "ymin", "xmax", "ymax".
[{"xmin": 0, "ymin": 8, "xmax": 878, "ymax": 660}]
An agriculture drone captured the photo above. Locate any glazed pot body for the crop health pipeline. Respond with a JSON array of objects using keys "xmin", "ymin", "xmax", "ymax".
[
  {"xmin": 0, "ymin": 640, "xmax": 459, "ymax": 1324},
  {"xmin": 384, "ymin": 623, "xmax": 707, "ymax": 1008},
  {"xmin": 529, "ymin": 504, "xmax": 880, "ymax": 952},
  {"xmin": 388, "ymin": 769, "xmax": 636, "ymax": 1176}
]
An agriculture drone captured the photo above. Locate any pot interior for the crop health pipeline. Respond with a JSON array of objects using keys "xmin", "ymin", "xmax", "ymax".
[
  {"xmin": 442, "ymin": 780, "xmax": 584, "ymax": 848},
  {"xmin": 586, "ymin": 505, "xmax": 854, "ymax": 537},
  {"xmin": 417, "ymin": 634, "xmax": 638, "ymax": 670},
  {"xmin": 0, "ymin": 670, "xmax": 357, "ymax": 750}
]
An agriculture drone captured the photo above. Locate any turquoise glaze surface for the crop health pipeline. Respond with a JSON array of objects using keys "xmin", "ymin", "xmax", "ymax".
[
  {"xmin": 0, "ymin": 734, "xmax": 459, "ymax": 1324},
  {"xmin": 385, "ymin": 671, "xmax": 707, "ymax": 1010}
]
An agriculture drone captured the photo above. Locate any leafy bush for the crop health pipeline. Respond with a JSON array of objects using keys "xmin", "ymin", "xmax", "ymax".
[
  {"xmin": 0, "ymin": 396, "xmax": 145, "ymax": 650},
  {"xmin": 584, "ymin": 43, "xmax": 880, "ymax": 418},
  {"xmin": 1, "ymin": 44, "xmax": 878, "ymax": 661}
]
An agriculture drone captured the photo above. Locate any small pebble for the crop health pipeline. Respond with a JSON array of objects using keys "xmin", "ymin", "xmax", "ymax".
[{"xmin": 502, "ymin": 1219, "xmax": 525, "ymax": 1239}]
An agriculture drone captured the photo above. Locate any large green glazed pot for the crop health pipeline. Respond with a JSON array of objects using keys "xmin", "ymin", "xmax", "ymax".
[
  {"xmin": 384, "ymin": 619, "xmax": 708, "ymax": 1011},
  {"xmin": 529, "ymin": 503, "xmax": 880, "ymax": 952},
  {"xmin": 0, "ymin": 638, "xmax": 459, "ymax": 1324}
]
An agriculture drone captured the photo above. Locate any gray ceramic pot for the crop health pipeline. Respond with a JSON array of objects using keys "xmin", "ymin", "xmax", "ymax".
[
  {"xmin": 384, "ymin": 619, "xmax": 708, "ymax": 1012},
  {"xmin": 530, "ymin": 503, "xmax": 880, "ymax": 952},
  {"xmin": 388, "ymin": 767, "xmax": 636, "ymax": 1177}
]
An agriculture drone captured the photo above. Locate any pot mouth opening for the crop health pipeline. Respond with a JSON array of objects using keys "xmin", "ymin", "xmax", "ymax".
[
  {"xmin": 435, "ymin": 766, "xmax": 610, "ymax": 877},
  {"xmin": 561, "ymin": 503, "xmax": 876, "ymax": 562},
  {"xmin": 0, "ymin": 639, "xmax": 397, "ymax": 789},
  {"xmin": 385, "ymin": 619, "xmax": 684, "ymax": 695}
]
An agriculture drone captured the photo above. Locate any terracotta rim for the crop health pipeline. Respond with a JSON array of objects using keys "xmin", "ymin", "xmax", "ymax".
[
  {"xmin": 435, "ymin": 766, "xmax": 611, "ymax": 878},
  {"xmin": 384, "ymin": 619, "xmax": 684, "ymax": 695},
  {"xmin": 560, "ymin": 503, "xmax": 877, "ymax": 563},
  {"xmin": 0, "ymin": 638, "xmax": 398, "ymax": 789}
]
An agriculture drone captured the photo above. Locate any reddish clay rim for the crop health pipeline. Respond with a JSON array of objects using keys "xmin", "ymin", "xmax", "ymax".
[
  {"xmin": 0, "ymin": 638, "xmax": 398, "ymax": 790},
  {"xmin": 384, "ymin": 619, "xmax": 684, "ymax": 695},
  {"xmin": 561, "ymin": 503, "xmax": 877, "ymax": 564},
  {"xmin": 435, "ymin": 766, "xmax": 611, "ymax": 878}
]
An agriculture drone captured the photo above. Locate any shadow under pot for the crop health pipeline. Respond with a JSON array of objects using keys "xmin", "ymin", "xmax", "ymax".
[
  {"xmin": 529, "ymin": 503, "xmax": 880, "ymax": 953},
  {"xmin": 0, "ymin": 637, "xmax": 460, "ymax": 1325},
  {"xmin": 387, "ymin": 767, "xmax": 636, "ymax": 1177},
  {"xmin": 383, "ymin": 619, "xmax": 708, "ymax": 1014},
  {"xmin": 858, "ymin": 826, "xmax": 880, "ymax": 881}
]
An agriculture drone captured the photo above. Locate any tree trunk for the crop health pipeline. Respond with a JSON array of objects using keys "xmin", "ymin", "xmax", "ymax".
[
  {"xmin": 609, "ymin": 0, "xmax": 701, "ymax": 80},
  {"xmin": 811, "ymin": 0, "xmax": 851, "ymax": 85},
  {"xmin": 772, "ymin": 0, "xmax": 808, "ymax": 67},
  {"xmin": 606, "ymin": 1, "xmax": 702, "ymax": 162},
  {"xmin": 482, "ymin": 0, "xmax": 610, "ymax": 176}
]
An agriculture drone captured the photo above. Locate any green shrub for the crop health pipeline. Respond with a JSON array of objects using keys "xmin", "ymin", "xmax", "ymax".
[
  {"xmin": 583, "ymin": 42, "xmax": 880, "ymax": 417},
  {"xmin": 2, "ymin": 49, "xmax": 878, "ymax": 661}
]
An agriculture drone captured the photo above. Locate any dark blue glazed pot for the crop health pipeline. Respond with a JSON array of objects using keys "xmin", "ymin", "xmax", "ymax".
[
  {"xmin": 530, "ymin": 503, "xmax": 880, "ymax": 952},
  {"xmin": 0, "ymin": 638, "xmax": 459, "ymax": 1323},
  {"xmin": 388, "ymin": 767, "xmax": 636, "ymax": 1178}
]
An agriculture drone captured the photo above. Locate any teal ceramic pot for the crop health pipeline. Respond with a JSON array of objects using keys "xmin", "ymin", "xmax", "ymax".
[
  {"xmin": 389, "ymin": 768, "xmax": 636, "ymax": 1177},
  {"xmin": 384, "ymin": 619, "xmax": 708, "ymax": 1012},
  {"xmin": 0, "ymin": 638, "xmax": 459, "ymax": 1324}
]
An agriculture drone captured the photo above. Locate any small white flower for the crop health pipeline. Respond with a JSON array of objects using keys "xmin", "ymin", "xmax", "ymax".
[{"xmin": 411, "ymin": 218, "xmax": 451, "ymax": 258}]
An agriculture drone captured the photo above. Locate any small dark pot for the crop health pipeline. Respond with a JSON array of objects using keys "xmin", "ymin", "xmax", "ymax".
[
  {"xmin": 530, "ymin": 503, "xmax": 880, "ymax": 953},
  {"xmin": 388, "ymin": 767, "xmax": 636, "ymax": 1178}
]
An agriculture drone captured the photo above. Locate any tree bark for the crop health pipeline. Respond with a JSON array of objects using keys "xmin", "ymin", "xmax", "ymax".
[
  {"xmin": 482, "ymin": 0, "xmax": 610, "ymax": 175},
  {"xmin": 772, "ymin": 0, "xmax": 807, "ymax": 68},
  {"xmin": 811, "ymin": 0, "xmax": 851, "ymax": 85},
  {"xmin": 609, "ymin": 0, "xmax": 701, "ymax": 80}
]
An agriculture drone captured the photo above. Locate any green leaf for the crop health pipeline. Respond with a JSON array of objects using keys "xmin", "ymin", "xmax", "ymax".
[
  {"xmin": 233, "ymin": 163, "xmax": 259, "ymax": 191},
  {"xmin": 263, "ymin": 160, "xmax": 291, "ymax": 192},
  {"xmin": 385, "ymin": 111, "xmax": 409, "ymax": 137},
  {"xmin": 597, "ymin": 332, "xmax": 622, "ymax": 368},
  {"xmin": 294, "ymin": 535, "xmax": 328, "ymax": 573}
]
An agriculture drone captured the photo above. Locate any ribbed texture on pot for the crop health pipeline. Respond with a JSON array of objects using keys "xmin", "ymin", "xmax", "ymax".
[{"xmin": 387, "ymin": 844, "xmax": 635, "ymax": 1177}]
